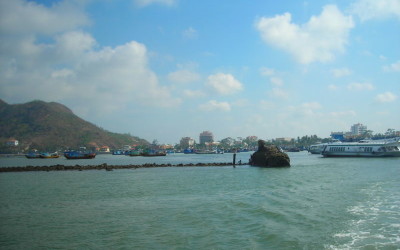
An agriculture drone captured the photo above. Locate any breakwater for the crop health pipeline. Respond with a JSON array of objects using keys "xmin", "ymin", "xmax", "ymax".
[{"xmin": 0, "ymin": 162, "xmax": 248, "ymax": 172}]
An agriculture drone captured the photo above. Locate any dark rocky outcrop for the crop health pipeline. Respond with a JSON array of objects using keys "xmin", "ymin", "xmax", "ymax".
[{"xmin": 249, "ymin": 140, "xmax": 290, "ymax": 167}]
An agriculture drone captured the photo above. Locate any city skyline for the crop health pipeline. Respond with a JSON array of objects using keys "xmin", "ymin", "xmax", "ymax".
[{"xmin": 0, "ymin": 0, "xmax": 399, "ymax": 144}]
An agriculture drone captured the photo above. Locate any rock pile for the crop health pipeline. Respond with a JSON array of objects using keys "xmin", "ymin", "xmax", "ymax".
[{"xmin": 249, "ymin": 140, "xmax": 290, "ymax": 167}]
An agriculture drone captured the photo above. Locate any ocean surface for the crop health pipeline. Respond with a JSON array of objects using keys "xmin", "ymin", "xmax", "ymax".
[{"xmin": 0, "ymin": 152, "xmax": 399, "ymax": 249}]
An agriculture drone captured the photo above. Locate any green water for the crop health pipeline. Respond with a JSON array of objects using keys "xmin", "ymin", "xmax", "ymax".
[{"xmin": 0, "ymin": 153, "xmax": 399, "ymax": 249}]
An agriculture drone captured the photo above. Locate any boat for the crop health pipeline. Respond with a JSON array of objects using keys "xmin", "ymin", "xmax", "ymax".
[
  {"xmin": 141, "ymin": 149, "xmax": 166, "ymax": 157},
  {"xmin": 64, "ymin": 151, "xmax": 96, "ymax": 159},
  {"xmin": 321, "ymin": 138, "xmax": 400, "ymax": 157},
  {"xmin": 195, "ymin": 150, "xmax": 217, "ymax": 154},
  {"xmin": 183, "ymin": 149, "xmax": 195, "ymax": 154},
  {"xmin": 308, "ymin": 143, "xmax": 327, "ymax": 154},
  {"xmin": 25, "ymin": 152, "xmax": 41, "ymax": 159},
  {"xmin": 309, "ymin": 140, "xmax": 341, "ymax": 154},
  {"xmin": 39, "ymin": 152, "xmax": 60, "ymax": 158},
  {"xmin": 127, "ymin": 149, "xmax": 142, "ymax": 157}
]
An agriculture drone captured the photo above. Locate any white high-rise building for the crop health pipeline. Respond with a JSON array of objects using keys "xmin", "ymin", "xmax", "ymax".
[{"xmin": 350, "ymin": 123, "xmax": 367, "ymax": 136}]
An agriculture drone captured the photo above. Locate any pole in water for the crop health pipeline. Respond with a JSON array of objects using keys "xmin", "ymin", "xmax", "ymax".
[{"xmin": 233, "ymin": 153, "xmax": 236, "ymax": 167}]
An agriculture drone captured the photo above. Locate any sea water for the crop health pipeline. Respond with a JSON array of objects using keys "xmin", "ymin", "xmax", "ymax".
[{"xmin": 0, "ymin": 152, "xmax": 399, "ymax": 249}]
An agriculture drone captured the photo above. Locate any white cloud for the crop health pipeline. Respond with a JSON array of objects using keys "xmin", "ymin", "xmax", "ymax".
[
  {"xmin": 270, "ymin": 88, "xmax": 289, "ymax": 99},
  {"xmin": 255, "ymin": 5, "xmax": 354, "ymax": 64},
  {"xmin": 0, "ymin": 0, "xmax": 89, "ymax": 36},
  {"xmin": 206, "ymin": 73, "xmax": 243, "ymax": 95},
  {"xmin": 134, "ymin": 0, "xmax": 176, "ymax": 7},
  {"xmin": 260, "ymin": 67, "xmax": 275, "ymax": 76},
  {"xmin": 299, "ymin": 102, "xmax": 322, "ymax": 116},
  {"xmin": 182, "ymin": 89, "xmax": 205, "ymax": 98},
  {"xmin": 168, "ymin": 69, "xmax": 200, "ymax": 83},
  {"xmin": 383, "ymin": 60, "xmax": 400, "ymax": 72},
  {"xmin": 375, "ymin": 92, "xmax": 397, "ymax": 103},
  {"xmin": 347, "ymin": 82, "xmax": 374, "ymax": 91},
  {"xmin": 331, "ymin": 67, "xmax": 352, "ymax": 77},
  {"xmin": 328, "ymin": 84, "xmax": 339, "ymax": 91},
  {"xmin": 198, "ymin": 100, "xmax": 231, "ymax": 112},
  {"xmin": 0, "ymin": 0, "xmax": 181, "ymax": 116},
  {"xmin": 350, "ymin": 0, "xmax": 400, "ymax": 21},
  {"xmin": 270, "ymin": 77, "xmax": 284, "ymax": 86},
  {"xmin": 182, "ymin": 27, "xmax": 198, "ymax": 39}
]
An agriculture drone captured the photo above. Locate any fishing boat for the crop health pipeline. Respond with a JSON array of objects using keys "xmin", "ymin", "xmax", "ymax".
[
  {"xmin": 127, "ymin": 149, "xmax": 142, "ymax": 157},
  {"xmin": 321, "ymin": 138, "xmax": 400, "ymax": 157},
  {"xmin": 39, "ymin": 152, "xmax": 60, "ymax": 158},
  {"xmin": 64, "ymin": 151, "xmax": 96, "ymax": 159},
  {"xmin": 141, "ymin": 149, "xmax": 166, "ymax": 157},
  {"xmin": 25, "ymin": 152, "xmax": 41, "ymax": 159}
]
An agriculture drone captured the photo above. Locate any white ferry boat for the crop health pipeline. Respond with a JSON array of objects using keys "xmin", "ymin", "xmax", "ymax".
[
  {"xmin": 309, "ymin": 140, "xmax": 340, "ymax": 154},
  {"xmin": 321, "ymin": 138, "xmax": 400, "ymax": 157}
]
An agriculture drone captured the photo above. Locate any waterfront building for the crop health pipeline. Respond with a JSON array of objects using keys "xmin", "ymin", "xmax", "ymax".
[
  {"xmin": 275, "ymin": 137, "xmax": 293, "ymax": 143},
  {"xmin": 180, "ymin": 137, "xmax": 195, "ymax": 148},
  {"xmin": 5, "ymin": 138, "xmax": 18, "ymax": 146},
  {"xmin": 199, "ymin": 131, "xmax": 214, "ymax": 145},
  {"xmin": 350, "ymin": 123, "xmax": 367, "ymax": 136}
]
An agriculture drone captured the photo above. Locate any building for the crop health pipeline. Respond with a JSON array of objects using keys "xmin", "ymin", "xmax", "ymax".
[
  {"xmin": 199, "ymin": 131, "xmax": 214, "ymax": 145},
  {"xmin": 350, "ymin": 123, "xmax": 367, "ymax": 136},
  {"xmin": 5, "ymin": 138, "xmax": 18, "ymax": 146},
  {"xmin": 180, "ymin": 137, "xmax": 195, "ymax": 149},
  {"xmin": 275, "ymin": 137, "xmax": 293, "ymax": 143},
  {"xmin": 99, "ymin": 146, "xmax": 110, "ymax": 153}
]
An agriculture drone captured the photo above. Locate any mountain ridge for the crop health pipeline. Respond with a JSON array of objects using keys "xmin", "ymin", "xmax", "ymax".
[{"xmin": 0, "ymin": 100, "xmax": 149, "ymax": 152}]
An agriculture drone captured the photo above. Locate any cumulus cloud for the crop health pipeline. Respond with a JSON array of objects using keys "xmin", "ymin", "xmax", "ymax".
[
  {"xmin": 383, "ymin": 60, "xmax": 400, "ymax": 72},
  {"xmin": 375, "ymin": 92, "xmax": 397, "ymax": 103},
  {"xmin": 350, "ymin": 0, "xmax": 400, "ymax": 21},
  {"xmin": 206, "ymin": 73, "xmax": 243, "ymax": 95},
  {"xmin": 0, "ymin": 0, "xmax": 180, "ymax": 116},
  {"xmin": 331, "ymin": 67, "xmax": 352, "ymax": 77},
  {"xmin": 198, "ymin": 100, "xmax": 231, "ymax": 112},
  {"xmin": 0, "ymin": 0, "xmax": 89, "ymax": 36},
  {"xmin": 255, "ymin": 5, "xmax": 354, "ymax": 64},
  {"xmin": 347, "ymin": 82, "xmax": 374, "ymax": 91}
]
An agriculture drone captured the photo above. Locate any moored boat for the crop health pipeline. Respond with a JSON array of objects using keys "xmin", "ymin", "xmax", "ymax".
[
  {"xmin": 321, "ymin": 138, "xmax": 400, "ymax": 157},
  {"xmin": 127, "ymin": 149, "xmax": 142, "ymax": 157},
  {"xmin": 39, "ymin": 152, "xmax": 60, "ymax": 158},
  {"xmin": 25, "ymin": 152, "xmax": 41, "ymax": 159},
  {"xmin": 64, "ymin": 151, "xmax": 96, "ymax": 159},
  {"xmin": 308, "ymin": 143, "xmax": 328, "ymax": 154},
  {"xmin": 141, "ymin": 149, "xmax": 166, "ymax": 157}
]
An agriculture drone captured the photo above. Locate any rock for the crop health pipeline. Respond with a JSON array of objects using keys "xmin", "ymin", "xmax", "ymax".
[{"xmin": 249, "ymin": 140, "xmax": 290, "ymax": 167}]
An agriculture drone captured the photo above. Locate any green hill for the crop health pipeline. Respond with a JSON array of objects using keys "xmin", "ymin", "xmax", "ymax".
[{"xmin": 0, "ymin": 100, "xmax": 149, "ymax": 152}]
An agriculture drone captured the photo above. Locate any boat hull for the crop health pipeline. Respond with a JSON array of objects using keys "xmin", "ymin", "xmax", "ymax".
[{"xmin": 64, "ymin": 152, "xmax": 96, "ymax": 159}]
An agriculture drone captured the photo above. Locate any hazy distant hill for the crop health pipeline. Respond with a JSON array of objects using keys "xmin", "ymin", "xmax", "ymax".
[{"xmin": 0, "ymin": 99, "xmax": 149, "ymax": 151}]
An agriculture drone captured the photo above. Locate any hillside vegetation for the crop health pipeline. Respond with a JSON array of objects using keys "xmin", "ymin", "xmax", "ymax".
[{"xmin": 0, "ymin": 100, "xmax": 149, "ymax": 152}]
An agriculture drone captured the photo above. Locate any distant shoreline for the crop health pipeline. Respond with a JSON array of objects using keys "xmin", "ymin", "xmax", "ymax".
[{"xmin": 0, "ymin": 162, "xmax": 248, "ymax": 172}]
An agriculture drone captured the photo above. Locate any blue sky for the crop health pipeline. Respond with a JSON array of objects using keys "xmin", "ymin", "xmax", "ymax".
[{"xmin": 0, "ymin": 0, "xmax": 399, "ymax": 144}]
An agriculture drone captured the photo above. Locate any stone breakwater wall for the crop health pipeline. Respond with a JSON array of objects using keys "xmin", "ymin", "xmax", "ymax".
[{"xmin": 0, "ymin": 162, "xmax": 248, "ymax": 173}]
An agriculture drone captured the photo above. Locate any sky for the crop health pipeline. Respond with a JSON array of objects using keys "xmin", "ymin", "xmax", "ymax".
[{"xmin": 0, "ymin": 0, "xmax": 399, "ymax": 144}]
